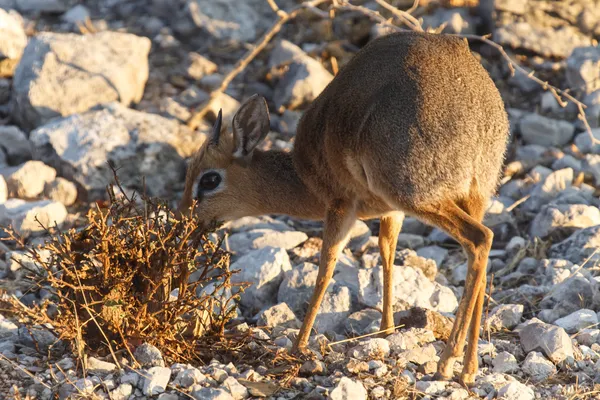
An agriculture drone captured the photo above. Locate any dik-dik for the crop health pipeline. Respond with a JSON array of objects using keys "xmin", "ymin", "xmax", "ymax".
[{"xmin": 179, "ymin": 31, "xmax": 509, "ymax": 385}]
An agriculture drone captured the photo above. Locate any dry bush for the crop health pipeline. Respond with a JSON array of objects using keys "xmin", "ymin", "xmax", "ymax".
[{"xmin": 3, "ymin": 170, "xmax": 248, "ymax": 365}]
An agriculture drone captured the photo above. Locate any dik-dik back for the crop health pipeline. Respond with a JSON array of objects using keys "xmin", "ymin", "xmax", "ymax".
[{"xmin": 293, "ymin": 31, "xmax": 509, "ymax": 212}]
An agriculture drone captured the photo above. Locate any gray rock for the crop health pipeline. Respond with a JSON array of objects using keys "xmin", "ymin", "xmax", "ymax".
[
  {"xmin": 522, "ymin": 351, "xmax": 557, "ymax": 382},
  {"xmin": 519, "ymin": 113, "xmax": 575, "ymax": 147},
  {"xmin": 44, "ymin": 177, "xmax": 77, "ymax": 206},
  {"xmin": 230, "ymin": 246, "xmax": 292, "ymax": 311},
  {"xmin": 157, "ymin": 394, "xmax": 179, "ymax": 400},
  {"xmin": 497, "ymin": 381, "xmax": 534, "ymax": 400},
  {"xmin": 187, "ymin": 0, "xmax": 267, "ymax": 42},
  {"xmin": 567, "ymin": 46, "xmax": 600, "ymax": 95},
  {"xmin": 539, "ymin": 272, "xmax": 597, "ymax": 318},
  {"xmin": 397, "ymin": 343, "xmax": 437, "ymax": 365},
  {"xmin": 12, "ymin": 31, "xmax": 151, "ymax": 131},
  {"xmin": 191, "ymin": 387, "xmax": 234, "ymax": 400},
  {"xmin": 347, "ymin": 338, "xmax": 390, "ymax": 360},
  {"xmin": 173, "ymin": 367, "xmax": 207, "ymax": 388},
  {"xmin": 344, "ymin": 309, "xmax": 382, "ymax": 336},
  {"xmin": 30, "ymin": 102, "xmax": 203, "ymax": 199},
  {"xmin": 525, "ymin": 168, "xmax": 573, "ymax": 211},
  {"xmin": 422, "ymin": 8, "xmax": 476, "ymax": 35},
  {"xmin": 0, "ymin": 314, "xmax": 18, "ymax": 338},
  {"xmin": 494, "ymin": 22, "xmax": 593, "ymax": 59},
  {"xmin": 269, "ymin": 40, "xmax": 333, "ymax": 110},
  {"xmin": 314, "ymin": 285, "xmax": 352, "ymax": 334},
  {"xmin": 142, "ymin": 367, "xmax": 171, "ymax": 396},
  {"xmin": 574, "ymin": 130, "xmax": 600, "ymax": 154},
  {"xmin": 0, "ymin": 199, "xmax": 67, "ymax": 237},
  {"xmin": 330, "ymin": 377, "xmax": 367, "ymax": 400},
  {"xmin": 357, "ymin": 265, "xmax": 457, "ymax": 313},
  {"xmin": 485, "ymin": 304, "xmax": 524, "ymax": 331},
  {"xmin": 4, "ymin": 160, "xmax": 56, "ymax": 199},
  {"xmin": 416, "ymin": 245, "xmax": 448, "ymax": 268},
  {"xmin": 16, "ymin": 0, "xmax": 67, "ymax": 13},
  {"xmin": 134, "ymin": 343, "xmax": 165, "ymax": 368},
  {"xmin": 529, "ymin": 204, "xmax": 600, "ymax": 239},
  {"xmin": 227, "ymin": 229, "xmax": 307, "ymax": 255},
  {"xmin": 492, "ymin": 352, "xmax": 519, "ymax": 373},
  {"xmin": 87, "ymin": 357, "xmax": 116, "ymax": 376},
  {"xmin": 277, "ymin": 262, "xmax": 321, "ymax": 315},
  {"xmin": 256, "ymin": 302, "xmax": 300, "ymax": 328},
  {"xmin": 549, "ymin": 225, "xmax": 600, "ymax": 265},
  {"xmin": 0, "ymin": 126, "xmax": 32, "ymax": 166},
  {"xmin": 17, "ymin": 324, "xmax": 58, "ymax": 351},
  {"xmin": 225, "ymin": 216, "xmax": 290, "ymax": 234},
  {"xmin": 61, "ymin": 5, "xmax": 89, "ymax": 24},
  {"xmin": 576, "ymin": 328, "xmax": 599, "ymax": 346},
  {"xmin": 553, "ymin": 309, "xmax": 598, "ymax": 333},
  {"xmin": 519, "ymin": 321, "xmax": 574, "ymax": 364},
  {"xmin": 221, "ymin": 376, "xmax": 248, "ymax": 400}
]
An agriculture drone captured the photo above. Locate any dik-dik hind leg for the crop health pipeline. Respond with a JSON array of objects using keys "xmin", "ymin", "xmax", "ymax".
[
  {"xmin": 293, "ymin": 200, "xmax": 357, "ymax": 353},
  {"xmin": 378, "ymin": 212, "xmax": 404, "ymax": 335},
  {"xmin": 413, "ymin": 199, "xmax": 492, "ymax": 386}
]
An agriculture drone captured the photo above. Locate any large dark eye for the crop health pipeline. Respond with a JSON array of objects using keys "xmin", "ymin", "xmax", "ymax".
[{"xmin": 198, "ymin": 172, "xmax": 222, "ymax": 192}]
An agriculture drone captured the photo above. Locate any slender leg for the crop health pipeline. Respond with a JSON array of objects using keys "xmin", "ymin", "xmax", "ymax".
[
  {"xmin": 413, "ymin": 200, "xmax": 492, "ymax": 385},
  {"xmin": 378, "ymin": 212, "xmax": 404, "ymax": 335},
  {"xmin": 292, "ymin": 200, "xmax": 357, "ymax": 353},
  {"xmin": 460, "ymin": 279, "xmax": 486, "ymax": 385}
]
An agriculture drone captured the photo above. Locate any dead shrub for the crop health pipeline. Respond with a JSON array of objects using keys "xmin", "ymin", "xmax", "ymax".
[{"xmin": 2, "ymin": 171, "xmax": 248, "ymax": 366}]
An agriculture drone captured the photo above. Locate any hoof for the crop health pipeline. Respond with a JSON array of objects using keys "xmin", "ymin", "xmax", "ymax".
[
  {"xmin": 432, "ymin": 372, "xmax": 452, "ymax": 381},
  {"xmin": 459, "ymin": 373, "xmax": 476, "ymax": 388}
]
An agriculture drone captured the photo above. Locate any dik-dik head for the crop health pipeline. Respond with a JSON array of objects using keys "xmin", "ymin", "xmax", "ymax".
[{"xmin": 178, "ymin": 94, "xmax": 271, "ymax": 227}]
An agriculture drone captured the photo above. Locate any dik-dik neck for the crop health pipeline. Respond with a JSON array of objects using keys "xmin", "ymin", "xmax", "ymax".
[{"xmin": 250, "ymin": 149, "xmax": 326, "ymax": 221}]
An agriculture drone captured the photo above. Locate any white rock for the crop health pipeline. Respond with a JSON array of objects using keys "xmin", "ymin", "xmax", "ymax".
[
  {"xmin": 44, "ymin": 177, "xmax": 77, "ymax": 206},
  {"xmin": 0, "ymin": 126, "xmax": 32, "ymax": 166},
  {"xmin": 256, "ymin": 302, "xmax": 300, "ymax": 328},
  {"xmin": 329, "ymin": 377, "xmax": 367, "ymax": 400},
  {"xmin": 519, "ymin": 321, "xmax": 574, "ymax": 364},
  {"xmin": 110, "ymin": 384, "xmax": 133, "ymax": 400},
  {"xmin": 492, "ymin": 351, "xmax": 519, "ymax": 373},
  {"xmin": 229, "ymin": 246, "xmax": 292, "ymax": 311},
  {"xmin": 415, "ymin": 380, "xmax": 447, "ymax": 395},
  {"xmin": 0, "ymin": 199, "xmax": 67, "ymax": 237},
  {"xmin": 529, "ymin": 204, "xmax": 600, "ymax": 239},
  {"xmin": 416, "ymin": 245, "xmax": 448, "ymax": 267},
  {"xmin": 5, "ymin": 160, "xmax": 56, "ymax": 199},
  {"xmin": 347, "ymin": 338, "xmax": 390, "ymax": 360},
  {"xmin": 0, "ymin": 9, "xmax": 26, "ymax": 63},
  {"xmin": 525, "ymin": 168, "xmax": 573, "ymax": 211},
  {"xmin": 567, "ymin": 46, "xmax": 600, "ymax": 95},
  {"xmin": 174, "ymin": 367, "xmax": 207, "ymax": 388},
  {"xmin": 227, "ymin": 229, "xmax": 307, "ymax": 255},
  {"xmin": 191, "ymin": 387, "xmax": 234, "ymax": 400},
  {"xmin": 30, "ymin": 102, "xmax": 202, "ymax": 199},
  {"xmin": 269, "ymin": 40, "xmax": 333, "ymax": 110},
  {"xmin": 12, "ymin": 31, "xmax": 151, "ymax": 131},
  {"xmin": 314, "ymin": 285, "xmax": 352, "ymax": 334},
  {"xmin": 277, "ymin": 262, "xmax": 321, "ymax": 314},
  {"xmin": 484, "ymin": 304, "xmax": 524, "ymax": 331},
  {"xmin": 142, "ymin": 367, "xmax": 171, "ymax": 396},
  {"xmin": 522, "ymin": 351, "xmax": 557, "ymax": 382},
  {"xmin": 497, "ymin": 381, "xmax": 534, "ymax": 400},
  {"xmin": 87, "ymin": 357, "xmax": 116, "ymax": 375},
  {"xmin": 222, "ymin": 376, "xmax": 248, "ymax": 400},
  {"xmin": 553, "ymin": 309, "xmax": 598, "ymax": 333},
  {"xmin": 0, "ymin": 175, "xmax": 6, "ymax": 203},
  {"xmin": 357, "ymin": 264, "xmax": 457, "ymax": 313}
]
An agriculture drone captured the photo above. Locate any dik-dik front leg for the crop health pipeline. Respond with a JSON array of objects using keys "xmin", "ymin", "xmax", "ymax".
[
  {"xmin": 378, "ymin": 212, "xmax": 404, "ymax": 335},
  {"xmin": 293, "ymin": 200, "xmax": 357, "ymax": 352}
]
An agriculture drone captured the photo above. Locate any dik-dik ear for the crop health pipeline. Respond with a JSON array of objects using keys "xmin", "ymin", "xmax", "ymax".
[
  {"xmin": 208, "ymin": 108, "xmax": 223, "ymax": 146},
  {"xmin": 232, "ymin": 94, "xmax": 270, "ymax": 160}
]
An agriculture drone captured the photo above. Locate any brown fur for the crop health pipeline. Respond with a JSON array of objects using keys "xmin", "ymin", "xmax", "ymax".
[{"xmin": 179, "ymin": 31, "xmax": 509, "ymax": 386}]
